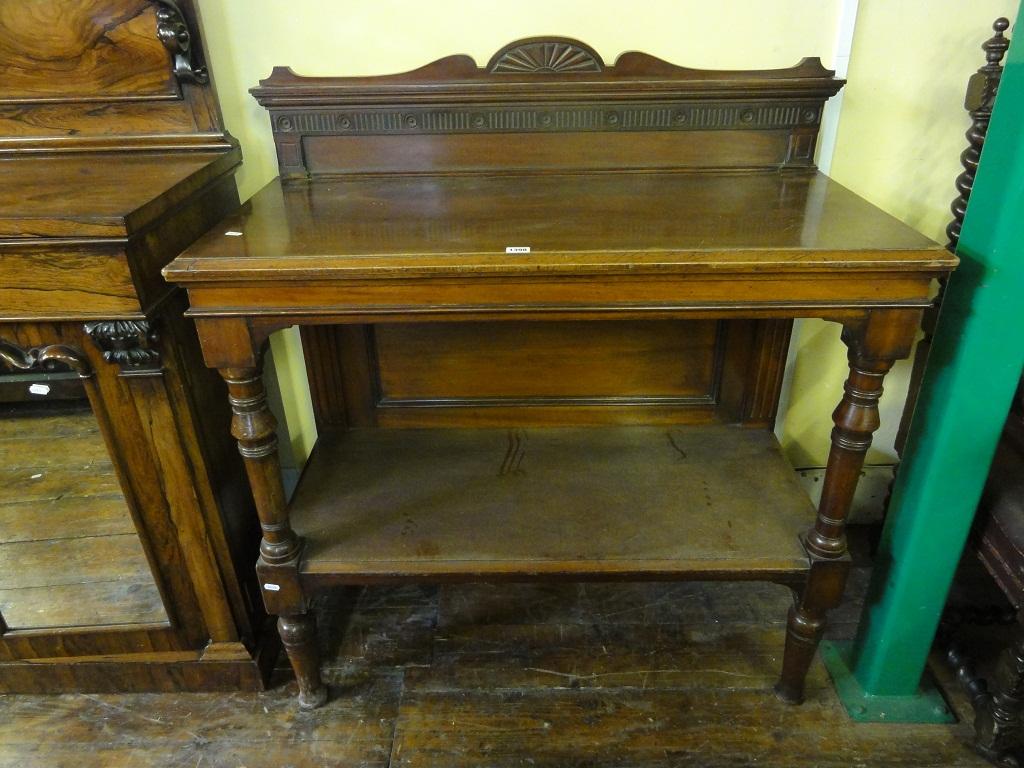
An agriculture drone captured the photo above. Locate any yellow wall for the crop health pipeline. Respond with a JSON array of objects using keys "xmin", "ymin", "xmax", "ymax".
[
  {"xmin": 194, "ymin": 0, "xmax": 1017, "ymax": 468},
  {"xmin": 779, "ymin": 0, "xmax": 1018, "ymax": 467}
]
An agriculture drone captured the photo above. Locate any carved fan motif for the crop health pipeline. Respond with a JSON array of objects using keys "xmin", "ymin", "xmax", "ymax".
[{"xmin": 489, "ymin": 41, "xmax": 603, "ymax": 74}]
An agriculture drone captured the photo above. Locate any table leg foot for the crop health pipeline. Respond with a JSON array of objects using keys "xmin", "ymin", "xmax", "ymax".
[
  {"xmin": 298, "ymin": 684, "xmax": 330, "ymax": 711},
  {"xmin": 279, "ymin": 613, "xmax": 327, "ymax": 709},
  {"xmin": 775, "ymin": 604, "xmax": 826, "ymax": 705}
]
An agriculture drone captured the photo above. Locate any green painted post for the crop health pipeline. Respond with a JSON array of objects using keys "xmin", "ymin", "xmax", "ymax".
[{"xmin": 822, "ymin": 6, "xmax": 1024, "ymax": 721}]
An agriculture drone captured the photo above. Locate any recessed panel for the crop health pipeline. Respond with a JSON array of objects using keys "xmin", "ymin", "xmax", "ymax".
[
  {"xmin": 374, "ymin": 320, "xmax": 720, "ymax": 404},
  {"xmin": 301, "ymin": 130, "xmax": 791, "ymax": 175}
]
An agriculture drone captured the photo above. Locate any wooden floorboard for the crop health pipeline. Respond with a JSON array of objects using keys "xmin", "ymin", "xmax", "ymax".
[
  {"xmin": 0, "ymin": 536, "xmax": 159, "ymax": 590},
  {"xmin": 0, "ymin": 673, "xmax": 402, "ymax": 768},
  {"xmin": 0, "ymin": 430, "xmax": 114, "ymax": 470},
  {"xmin": 0, "ymin": 578, "xmax": 168, "ymax": 629},
  {"xmin": 0, "ymin": 465, "xmax": 124, "ymax": 505},
  {"xmin": 0, "ymin": 495, "xmax": 135, "ymax": 544},
  {"xmin": 390, "ymin": 686, "xmax": 980, "ymax": 768},
  {"xmin": 0, "ymin": 409, "xmax": 100, "ymax": 440},
  {"xmin": 0, "ymin": 564, "xmax": 991, "ymax": 767}
]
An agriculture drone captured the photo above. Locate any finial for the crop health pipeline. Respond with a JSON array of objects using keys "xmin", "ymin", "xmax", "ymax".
[
  {"xmin": 947, "ymin": 17, "xmax": 1012, "ymax": 248},
  {"xmin": 983, "ymin": 17, "xmax": 1011, "ymax": 68}
]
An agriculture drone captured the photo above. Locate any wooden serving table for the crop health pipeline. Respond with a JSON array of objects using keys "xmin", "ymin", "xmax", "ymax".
[{"xmin": 165, "ymin": 38, "xmax": 957, "ymax": 709}]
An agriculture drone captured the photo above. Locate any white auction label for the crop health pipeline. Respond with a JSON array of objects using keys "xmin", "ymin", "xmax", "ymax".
[
  {"xmin": 505, "ymin": 246, "xmax": 531, "ymax": 253},
  {"xmin": 28, "ymin": 384, "xmax": 50, "ymax": 395},
  {"xmin": 263, "ymin": 583, "xmax": 281, "ymax": 592}
]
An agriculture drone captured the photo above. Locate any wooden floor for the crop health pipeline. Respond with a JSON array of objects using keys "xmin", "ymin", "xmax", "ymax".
[
  {"xmin": 0, "ymin": 404, "xmax": 167, "ymax": 630},
  {"xmin": 0, "ymin": 560, "xmax": 994, "ymax": 767}
]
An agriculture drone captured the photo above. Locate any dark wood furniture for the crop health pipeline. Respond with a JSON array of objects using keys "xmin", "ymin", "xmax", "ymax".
[
  {"xmin": 164, "ymin": 38, "xmax": 957, "ymax": 709},
  {"xmin": 0, "ymin": 0, "xmax": 273, "ymax": 692},
  {"xmin": 968, "ymin": 380, "xmax": 1024, "ymax": 765}
]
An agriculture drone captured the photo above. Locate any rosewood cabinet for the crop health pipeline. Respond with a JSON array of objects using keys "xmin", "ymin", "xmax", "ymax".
[
  {"xmin": 164, "ymin": 37, "xmax": 957, "ymax": 709},
  {"xmin": 0, "ymin": 0, "xmax": 272, "ymax": 692}
]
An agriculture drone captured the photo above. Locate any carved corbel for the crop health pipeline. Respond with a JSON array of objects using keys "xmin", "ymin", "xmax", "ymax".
[
  {"xmin": 155, "ymin": 0, "xmax": 209, "ymax": 86},
  {"xmin": 0, "ymin": 339, "xmax": 91, "ymax": 377},
  {"xmin": 84, "ymin": 320, "xmax": 162, "ymax": 376}
]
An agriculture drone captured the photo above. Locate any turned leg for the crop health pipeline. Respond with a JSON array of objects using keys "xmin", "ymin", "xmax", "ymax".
[
  {"xmin": 222, "ymin": 366, "xmax": 327, "ymax": 708},
  {"xmin": 975, "ymin": 615, "xmax": 1024, "ymax": 765},
  {"xmin": 279, "ymin": 613, "xmax": 329, "ymax": 710},
  {"xmin": 776, "ymin": 311, "xmax": 919, "ymax": 704},
  {"xmin": 776, "ymin": 559, "xmax": 851, "ymax": 704}
]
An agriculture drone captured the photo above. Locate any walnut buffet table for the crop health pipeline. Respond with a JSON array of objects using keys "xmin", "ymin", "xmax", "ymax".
[{"xmin": 164, "ymin": 38, "xmax": 957, "ymax": 708}]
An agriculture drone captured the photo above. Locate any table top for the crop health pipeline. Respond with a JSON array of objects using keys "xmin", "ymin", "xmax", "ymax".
[{"xmin": 164, "ymin": 170, "xmax": 954, "ymax": 284}]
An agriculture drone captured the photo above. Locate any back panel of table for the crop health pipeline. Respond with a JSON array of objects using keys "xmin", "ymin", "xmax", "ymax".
[{"xmin": 301, "ymin": 318, "xmax": 790, "ymax": 428}]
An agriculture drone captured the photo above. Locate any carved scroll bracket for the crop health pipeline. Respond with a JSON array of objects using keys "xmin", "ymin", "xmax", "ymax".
[
  {"xmin": 0, "ymin": 339, "xmax": 91, "ymax": 377},
  {"xmin": 155, "ymin": 0, "xmax": 209, "ymax": 86},
  {"xmin": 85, "ymin": 320, "xmax": 162, "ymax": 377}
]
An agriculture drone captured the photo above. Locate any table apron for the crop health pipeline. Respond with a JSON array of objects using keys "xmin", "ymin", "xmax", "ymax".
[{"xmin": 181, "ymin": 272, "xmax": 939, "ymax": 323}]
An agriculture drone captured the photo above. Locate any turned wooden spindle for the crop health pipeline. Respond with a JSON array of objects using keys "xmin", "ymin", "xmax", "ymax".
[
  {"xmin": 947, "ymin": 16, "xmax": 1009, "ymax": 249},
  {"xmin": 221, "ymin": 365, "xmax": 327, "ymax": 708},
  {"xmin": 807, "ymin": 347, "xmax": 892, "ymax": 560},
  {"xmin": 221, "ymin": 367, "xmax": 301, "ymax": 566},
  {"xmin": 777, "ymin": 322, "xmax": 901, "ymax": 704}
]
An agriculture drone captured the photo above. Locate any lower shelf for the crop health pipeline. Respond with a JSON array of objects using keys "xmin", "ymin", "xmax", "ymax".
[{"xmin": 291, "ymin": 425, "xmax": 815, "ymax": 583}]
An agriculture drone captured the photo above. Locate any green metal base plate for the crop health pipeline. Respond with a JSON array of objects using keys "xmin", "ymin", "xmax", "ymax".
[{"xmin": 821, "ymin": 641, "xmax": 956, "ymax": 724}]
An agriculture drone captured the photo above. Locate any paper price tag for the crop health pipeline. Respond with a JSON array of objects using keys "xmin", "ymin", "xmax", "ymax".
[
  {"xmin": 29, "ymin": 384, "xmax": 50, "ymax": 396},
  {"xmin": 505, "ymin": 246, "xmax": 531, "ymax": 254}
]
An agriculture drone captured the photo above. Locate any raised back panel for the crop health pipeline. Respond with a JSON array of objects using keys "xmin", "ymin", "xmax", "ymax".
[
  {"xmin": 253, "ymin": 37, "xmax": 843, "ymax": 176},
  {"xmin": 272, "ymin": 37, "xmax": 834, "ymax": 426},
  {"xmin": 0, "ymin": 0, "xmax": 230, "ymax": 152}
]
